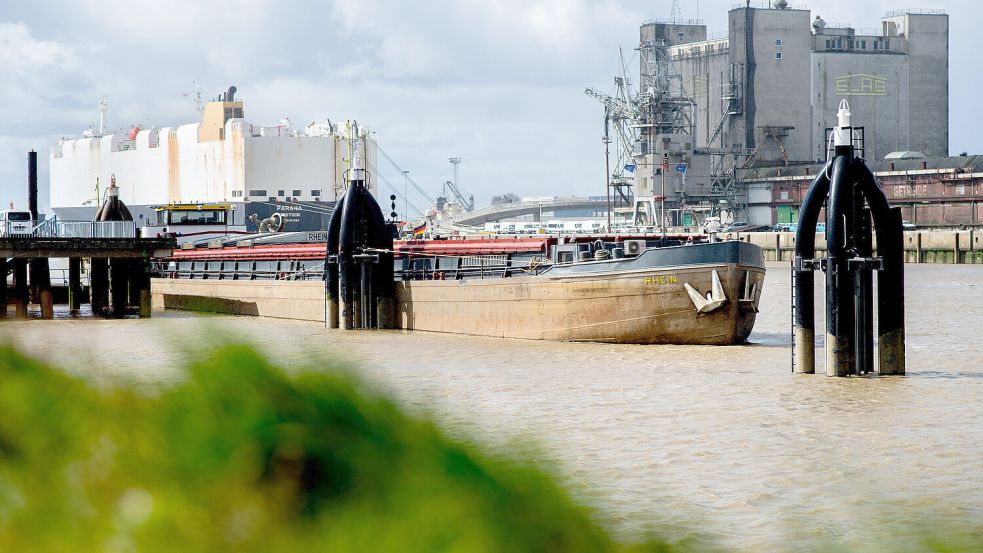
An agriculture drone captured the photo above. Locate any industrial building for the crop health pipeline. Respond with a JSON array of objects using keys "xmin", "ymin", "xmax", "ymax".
[
  {"xmin": 590, "ymin": 2, "xmax": 957, "ymax": 227},
  {"xmin": 666, "ymin": 4, "xmax": 948, "ymax": 163}
]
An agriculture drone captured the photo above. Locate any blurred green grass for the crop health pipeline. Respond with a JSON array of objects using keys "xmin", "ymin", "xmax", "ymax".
[
  {"xmin": 1, "ymin": 341, "xmax": 981, "ymax": 553},
  {"xmin": 0, "ymin": 342, "xmax": 689, "ymax": 552}
]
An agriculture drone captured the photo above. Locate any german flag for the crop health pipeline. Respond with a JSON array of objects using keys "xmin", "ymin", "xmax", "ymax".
[{"xmin": 411, "ymin": 222, "xmax": 427, "ymax": 237}]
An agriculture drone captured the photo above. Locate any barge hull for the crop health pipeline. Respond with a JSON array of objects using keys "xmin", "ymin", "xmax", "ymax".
[{"xmin": 396, "ymin": 263, "xmax": 763, "ymax": 345}]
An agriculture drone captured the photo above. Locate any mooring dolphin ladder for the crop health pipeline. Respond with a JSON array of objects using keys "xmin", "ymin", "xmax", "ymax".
[{"xmin": 790, "ymin": 260, "xmax": 796, "ymax": 373}]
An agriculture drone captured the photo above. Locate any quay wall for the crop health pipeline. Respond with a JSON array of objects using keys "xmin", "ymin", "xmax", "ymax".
[{"xmin": 735, "ymin": 230, "xmax": 983, "ymax": 264}]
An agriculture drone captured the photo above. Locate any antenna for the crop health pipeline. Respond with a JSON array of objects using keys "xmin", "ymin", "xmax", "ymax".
[
  {"xmin": 98, "ymin": 96, "xmax": 108, "ymax": 135},
  {"xmin": 183, "ymin": 81, "xmax": 204, "ymax": 122},
  {"xmin": 670, "ymin": 0, "xmax": 682, "ymax": 24}
]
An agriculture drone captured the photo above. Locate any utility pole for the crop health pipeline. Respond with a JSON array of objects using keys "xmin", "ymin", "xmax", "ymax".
[
  {"xmin": 661, "ymin": 153, "xmax": 669, "ymax": 241},
  {"xmin": 603, "ymin": 109, "xmax": 612, "ymax": 232},
  {"xmin": 402, "ymin": 170, "xmax": 410, "ymax": 221}
]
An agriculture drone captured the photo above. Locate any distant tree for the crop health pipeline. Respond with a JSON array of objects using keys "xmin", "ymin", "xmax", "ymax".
[{"xmin": 491, "ymin": 193, "xmax": 520, "ymax": 206}]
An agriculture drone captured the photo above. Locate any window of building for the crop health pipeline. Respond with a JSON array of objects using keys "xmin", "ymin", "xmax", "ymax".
[
  {"xmin": 277, "ymin": 190, "xmax": 285, "ymax": 197},
  {"xmin": 292, "ymin": 189, "xmax": 302, "ymax": 197},
  {"xmin": 861, "ymin": 40, "xmax": 866, "ymax": 49},
  {"xmin": 884, "ymin": 39, "xmax": 890, "ymax": 49},
  {"xmin": 311, "ymin": 190, "xmax": 321, "ymax": 197},
  {"xmin": 248, "ymin": 189, "xmax": 267, "ymax": 197},
  {"xmin": 775, "ymin": 38, "xmax": 783, "ymax": 46},
  {"xmin": 776, "ymin": 52, "xmax": 783, "ymax": 60}
]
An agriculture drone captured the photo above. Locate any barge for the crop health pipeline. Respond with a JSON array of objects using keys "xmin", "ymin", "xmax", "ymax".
[{"xmin": 158, "ymin": 234, "xmax": 765, "ymax": 345}]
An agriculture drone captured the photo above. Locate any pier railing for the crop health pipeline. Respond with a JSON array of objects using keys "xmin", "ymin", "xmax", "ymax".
[{"xmin": 32, "ymin": 219, "xmax": 137, "ymax": 239}]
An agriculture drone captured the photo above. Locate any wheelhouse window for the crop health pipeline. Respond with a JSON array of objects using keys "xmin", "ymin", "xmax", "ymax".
[{"xmin": 167, "ymin": 210, "xmax": 227, "ymax": 225}]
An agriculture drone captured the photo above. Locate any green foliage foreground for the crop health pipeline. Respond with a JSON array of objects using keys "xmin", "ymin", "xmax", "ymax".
[{"xmin": 0, "ymin": 343, "xmax": 680, "ymax": 553}]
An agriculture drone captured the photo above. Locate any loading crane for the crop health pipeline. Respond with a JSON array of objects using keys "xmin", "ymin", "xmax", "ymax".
[{"xmin": 443, "ymin": 180, "xmax": 474, "ymax": 212}]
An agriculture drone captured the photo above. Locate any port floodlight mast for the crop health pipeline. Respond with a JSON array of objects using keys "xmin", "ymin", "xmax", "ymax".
[{"xmin": 444, "ymin": 157, "xmax": 474, "ymax": 212}]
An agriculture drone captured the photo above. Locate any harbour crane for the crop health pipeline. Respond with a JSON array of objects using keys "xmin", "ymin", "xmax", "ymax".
[{"xmin": 442, "ymin": 157, "xmax": 474, "ymax": 212}]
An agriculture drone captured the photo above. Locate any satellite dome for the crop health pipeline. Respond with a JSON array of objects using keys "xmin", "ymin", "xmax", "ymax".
[{"xmin": 774, "ymin": 0, "xmax": 789, "ymax": 9}]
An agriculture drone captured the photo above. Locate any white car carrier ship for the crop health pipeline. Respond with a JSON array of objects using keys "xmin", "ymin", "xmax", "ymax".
[{"xmin": 49, "ymin": 86, "xmax": 380, "ymax": 233}]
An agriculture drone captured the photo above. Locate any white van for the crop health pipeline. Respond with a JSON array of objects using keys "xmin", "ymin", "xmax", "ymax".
[{"xmin": 0, "ymin": 210, "xmax": 34, "ymax": 236}]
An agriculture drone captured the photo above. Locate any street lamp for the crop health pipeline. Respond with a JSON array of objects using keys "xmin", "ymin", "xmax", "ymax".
[{"xmin": 402, "ymin": 170, "xmax": 410, "ymax": 221}]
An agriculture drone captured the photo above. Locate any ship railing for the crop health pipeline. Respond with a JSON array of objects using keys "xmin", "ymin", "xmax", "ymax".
[{"xmin": 155, "ymin": 259, "xmax": 326, "ymax": 281}]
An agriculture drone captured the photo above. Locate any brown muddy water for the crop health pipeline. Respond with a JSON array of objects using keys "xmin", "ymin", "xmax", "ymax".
[{"xmin": 3, "ymin": 262, "xmax": 983, "ymax": 551}]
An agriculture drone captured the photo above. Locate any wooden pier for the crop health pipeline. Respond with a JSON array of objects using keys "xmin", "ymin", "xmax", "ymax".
[{"xmin": 1, "ymin": 236, "xmax": 175, "ymax": 319}]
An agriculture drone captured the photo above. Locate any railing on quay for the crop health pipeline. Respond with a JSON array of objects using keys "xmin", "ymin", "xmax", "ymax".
[{"xmin": 31, "ymin": 218, "xmax": 137, "ymax": 239}]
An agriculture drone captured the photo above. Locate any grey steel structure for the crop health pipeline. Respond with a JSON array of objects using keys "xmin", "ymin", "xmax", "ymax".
[{"xmin": 611, "ymin": 3, "xmax": 949, "ymax": 225}]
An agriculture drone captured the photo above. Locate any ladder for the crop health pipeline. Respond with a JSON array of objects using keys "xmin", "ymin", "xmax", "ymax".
[{"xmin": 790, "ymin": 260, "xmax": 796, "ymax": 373}]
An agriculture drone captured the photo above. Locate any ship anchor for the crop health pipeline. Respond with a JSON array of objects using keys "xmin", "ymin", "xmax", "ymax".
[{"xmin": 684, "ymin": 270, "xmax": 727, "ymax": 314}]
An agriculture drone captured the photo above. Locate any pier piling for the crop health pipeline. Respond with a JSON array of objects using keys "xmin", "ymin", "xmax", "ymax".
[
  {"xmin": 31, "ymin": 258, "xmax": 54, "ymax": 319},
  {"xmin": 134, "ymin": 261, "xmax": 152, "ymax": 318},
  {"xmin": 326, "ymin": 143, "xmax": 395, "ymax": 331},
  {"xmin": 128, "ymin": 260, "xmax": 141, "ymax": 308},
  {"xmin": 110, "ymin": 260, "xmax": 129, "ymax": 318},
  {"xmin": 90, "ymin": 258, "xmax": 109, "ymax": 316},
  {"xmin": 792, "ymin": 100, "xmax": 905, "ymax": 377},
  {"xmin": 68, "ymin": 257, "xmax": 82, "ymax": 314},
  {"xmin": 13, "ymin": 259, "xmax": 28, "ymax": 318},
  {"xmin": 0, "ymin": 258, "xmax": 7, "ymax": 318}
]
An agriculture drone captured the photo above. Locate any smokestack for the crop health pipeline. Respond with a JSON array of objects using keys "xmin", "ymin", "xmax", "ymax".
[{"xmin": 28, "ymin": 150, "xmax": 38, "ymax": 220}]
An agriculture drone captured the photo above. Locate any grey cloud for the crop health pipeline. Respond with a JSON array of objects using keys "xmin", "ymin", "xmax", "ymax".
[{"xmin": 0, "ymin": 0, "xmax": 975, "ymax": 211}]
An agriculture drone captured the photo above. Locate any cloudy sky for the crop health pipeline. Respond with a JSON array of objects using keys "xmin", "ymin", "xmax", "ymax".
[{"xmin": 0, "ymin": 0, "xmax": 968, "ymax": 213}]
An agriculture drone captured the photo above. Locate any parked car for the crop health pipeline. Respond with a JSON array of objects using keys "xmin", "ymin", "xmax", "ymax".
[{"xmin": 721, "ymin": 221, "xmax": 750, "ymax": 232}]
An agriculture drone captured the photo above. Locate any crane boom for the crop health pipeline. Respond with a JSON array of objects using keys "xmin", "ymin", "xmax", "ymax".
[{"xmin": 584, "ymin": 88, "xmax": 637, "ymax": 121}]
